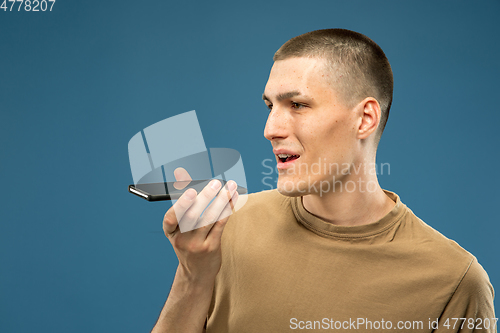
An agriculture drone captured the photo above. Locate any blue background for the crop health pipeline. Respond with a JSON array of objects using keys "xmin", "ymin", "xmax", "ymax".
[{"xmin": 1, "ymin": 0, "xmax": 499, "ymax": 331}]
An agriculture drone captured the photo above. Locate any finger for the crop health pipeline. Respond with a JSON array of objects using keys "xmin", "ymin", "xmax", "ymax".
[
  {"xmin": 163, "ymin": 188, "xmax": 197, "ymax": 236},
  {"xmin": 217, "ymin": 187, "xmax": 239, "ymax": 222},
  {"xmin": 205, "ymin": 191, "xmax": 239, "ymax": 244},
  {"xmin": 177, "ymin": 179, "xmax": 222, "ymax": 233},
  {"xmin": 173, "ymin": 167, "xmax": 193, "ymax": 190},
  {"xmin": 195, "ymin": 181, "xmax": 237, "ymax": 231}
]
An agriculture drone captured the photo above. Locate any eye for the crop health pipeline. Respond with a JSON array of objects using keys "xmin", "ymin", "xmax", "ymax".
[
  {"xmin": 291, "ymin": 102, "xmax": 305, "ymax": 109},
  {"xmin": 266, "ymin": 103, "xmax": 273, "ymax": 111}
]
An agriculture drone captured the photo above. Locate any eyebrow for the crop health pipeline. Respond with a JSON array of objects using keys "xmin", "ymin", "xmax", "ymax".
[{"xmin": 262, "ymin": 90, "xmax": 301, "ymax": 102}]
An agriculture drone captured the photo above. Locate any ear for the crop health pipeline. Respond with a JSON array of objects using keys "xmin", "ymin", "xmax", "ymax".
[{"xmin": 356, "ymin": 97, "xmax": 381, "ymax": 140}]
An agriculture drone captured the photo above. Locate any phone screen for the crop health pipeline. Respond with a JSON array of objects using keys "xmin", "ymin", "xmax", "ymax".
[{"xmin": 128, "ymin": 180, "xmax": 247, "ymax": 201}]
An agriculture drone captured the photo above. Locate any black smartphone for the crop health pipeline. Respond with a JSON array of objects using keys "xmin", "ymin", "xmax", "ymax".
[{"xmin": 128, "ymin": 180, "xmax": 247, "ymax": 201}]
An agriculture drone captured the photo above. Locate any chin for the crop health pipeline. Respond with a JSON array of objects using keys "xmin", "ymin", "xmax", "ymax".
[
  {"xmin": 276, "ymin": 179, "xmax": 307, "ymax": 197},
  {"xmin": 276, "ymin": 187, "xmax": 304, "ymax": 197}
]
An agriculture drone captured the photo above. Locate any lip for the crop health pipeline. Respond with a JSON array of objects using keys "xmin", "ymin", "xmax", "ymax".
[
  {"xmin": 277, "ymin": 157, "xmax": 300, "ymax": 169},
  {"xmin": 273, "ymin": 149, "xmax": 301, "ymax": 170},
  {"xmin": 273, "ymin": 148, "xmax": 300, "ymax": 156}
]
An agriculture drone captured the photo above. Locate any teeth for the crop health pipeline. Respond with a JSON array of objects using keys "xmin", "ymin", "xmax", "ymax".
[{"xmin": 278, "ymin": 154, "xmax": 292, "ymax": 158}]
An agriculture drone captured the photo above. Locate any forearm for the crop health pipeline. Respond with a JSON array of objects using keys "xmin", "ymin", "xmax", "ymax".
[{"xmin": 151, "ymin": 266, "xmax": 215, "ymax": 333}]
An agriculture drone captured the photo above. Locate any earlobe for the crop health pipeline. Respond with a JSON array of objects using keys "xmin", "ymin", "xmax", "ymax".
[{"xmin": 357, "ymin": 98, "xmax": 381, "ymax": 140}]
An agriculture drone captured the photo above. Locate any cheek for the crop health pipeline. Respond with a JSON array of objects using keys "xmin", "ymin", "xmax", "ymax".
[{"xmin": 309, "ymin": 120, "xmax": 353, "ymax": 157}]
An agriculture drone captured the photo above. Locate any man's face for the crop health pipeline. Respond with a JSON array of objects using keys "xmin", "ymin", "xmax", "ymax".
[{"xmin": 263, "ymin": 57, "xmax": 360, "ymax": 196}]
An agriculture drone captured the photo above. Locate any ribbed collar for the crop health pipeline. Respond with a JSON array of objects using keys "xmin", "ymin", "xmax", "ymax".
[{"xmin": 291, "ymin": 190, "xmax": 407, "ymax": 239}]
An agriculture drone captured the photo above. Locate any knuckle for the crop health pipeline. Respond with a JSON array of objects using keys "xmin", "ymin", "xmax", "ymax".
[
  {"xmin": 163, "ymin": 214, "xmax": 174, "ymax": 226},
  {"xmin": 164, "ymin": 226, "xmax": 178, "ymax": 239},
  {"xmin": 202, "ymin": 212, "xmax": 217, "ymax": 224},
  {"xmin": 163, "ymin": 210, "xmax": 172, "ymax": 223},
  {"xmin": 172, "ymin": 237, "xmax": 186, "ymax": 249},
  {"xmin": 216, "ymin": 196, "xmax": 230, "ymax": 210},
  {"xmin": 200, "ymin": 244, "xmax": 211, "ymax": 254},
  {"xmin": 187, "ymin": 242, "xmax": 211, "ymax": 254},
  {"xmin": 202, "ymin": 189, "xmax": 215, "ymax": 200},
  {"xmin": 207, "ymin": 244, "xmax": 219, "ymax": 254},
  {"xmin": 186, "ymin": 242, "xmax": 202, "ymax": 253},
  {"xmin": 176, "ymin": 198, "xmax": 191, "ymax": 210},
  {"xmin": 183, "ymin": 210, "xmax": 199, "ymax": 222},
  {"xmin": 162, "ymin": 219, "xmax": 176, "ymax": 234},
  {"xmin": 200, "ymin": 223, "xmax": 214, "ymax": 232}
]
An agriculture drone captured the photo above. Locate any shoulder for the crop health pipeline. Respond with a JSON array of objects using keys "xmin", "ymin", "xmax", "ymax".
[
  {"xmin": 402, "ymin": 206, "xmax": 475, "ymax": 262},
  {"xmin": 440, "ymin": 256, "xmax": 496, "ymax": 319},
  {"xmin": 398, "ymin": 206, "xmax": 491, "ymax": 290},
  {"xmin": 456, "ymin": 257, "xmax": 495, "ymax": 299}
]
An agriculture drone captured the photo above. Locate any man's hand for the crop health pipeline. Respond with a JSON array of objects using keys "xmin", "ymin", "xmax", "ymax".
[
  {"xmin": 152, "ymin": 168, "xmax": 238, "ymax": 333},
  {"xmin": 163, "ymin": 167, "xmax": 238, "ymax": 282}
]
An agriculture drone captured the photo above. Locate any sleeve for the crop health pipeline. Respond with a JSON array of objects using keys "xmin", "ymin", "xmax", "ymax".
[{"xmin": 435, "ymin": 258, "xmax": 496, "ymax": 332}]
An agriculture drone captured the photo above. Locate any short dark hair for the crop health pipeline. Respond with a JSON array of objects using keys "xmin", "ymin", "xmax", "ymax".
[{"xmin": 274, "ymin": 29, "xmax": 393, "ymax": 143}]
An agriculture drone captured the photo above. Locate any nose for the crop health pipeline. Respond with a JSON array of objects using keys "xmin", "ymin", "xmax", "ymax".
[{"xmin": 264, "ymin": 107, "xmax": 289, "ymax": 142}]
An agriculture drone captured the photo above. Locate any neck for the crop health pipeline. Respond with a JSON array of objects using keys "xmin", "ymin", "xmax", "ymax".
[{"xmin": 301, "ymin": 174, "xmax": 395, "ymax": 227}]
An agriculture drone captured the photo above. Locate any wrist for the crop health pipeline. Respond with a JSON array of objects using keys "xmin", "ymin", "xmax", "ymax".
[{"xmin": 175, "ymin": 265, "xmax": 217, "ymax": 292}]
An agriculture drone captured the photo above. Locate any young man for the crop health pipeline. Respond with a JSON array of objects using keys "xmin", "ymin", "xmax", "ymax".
[{"xmin": 152, "ymin": 29, "xmax": 495, "ymax": 333}]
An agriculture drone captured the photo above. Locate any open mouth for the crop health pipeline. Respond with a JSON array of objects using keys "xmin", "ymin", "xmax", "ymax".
[{"xmin": 277, "ymin": 154, "xmax": 300, "ymax": 163}]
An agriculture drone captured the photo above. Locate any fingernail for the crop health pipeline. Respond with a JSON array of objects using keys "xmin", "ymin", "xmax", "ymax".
[
  {"xmin": 227, "ymin": 181, "xmax": 237, "ymax": 191},
  {"xmin": 210, "ymin": 179, "xmax": 221, "ymax": 190}
]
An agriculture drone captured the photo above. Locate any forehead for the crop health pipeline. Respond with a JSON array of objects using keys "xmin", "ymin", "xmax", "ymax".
[{"xmin": 264, "ymin": 57, "xmax": 335, "ymax": 100}]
